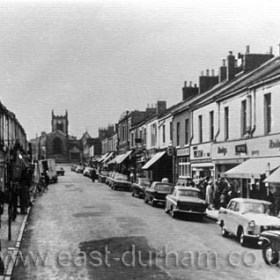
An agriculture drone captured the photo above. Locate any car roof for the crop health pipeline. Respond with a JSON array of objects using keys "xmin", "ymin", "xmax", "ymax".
[
  {"xmin": 174, "ymin": 186, "xmax": 201, "ymax": 192},
  {"xmin": 230, "ymin": 198, "xmax": 271, "ymax": 204}
]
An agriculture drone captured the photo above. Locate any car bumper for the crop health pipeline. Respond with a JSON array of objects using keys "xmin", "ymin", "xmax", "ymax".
[
  {"xmin": 153, "ymin": 198, "xmax": 166, "ymax": 204},
  {"xmin": 173, "ymin": 209, "xmax": 206, "ymax": 215}
]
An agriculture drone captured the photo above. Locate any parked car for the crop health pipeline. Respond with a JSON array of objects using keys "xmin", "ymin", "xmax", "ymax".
[
  {"xmin": 165, "ymin": 186, "xmax": 207, "ymax": 219},
  {"xmin": 258, "ymin": 230, "xmax": 280, "ymax": 265},
  {"xmin": 98, "ymin": 170, "xmax": 109, "ymax": 183},
  {"xmin": 144, "ymin": 182, "xmax": 174, "ymax": 207},
  {"xmin": 75, "ymin": 165, "xmax": 84, "ymax": 173},
  {"xmin": 131, "ymin": 177, "xmax": 151, "ymax": 198},
  {"xmin": 83, "ymin": 167, "xmax": 93, "ymax": 177},
  {"xmin": 56, "ymin": 167, "xmax": 65, "ymax": 176},
  {"xmin": 106, "ymin": 171, "xmax": 118, "ymax": 186},
  {"xmin": 217, "ymin": 198, "xmax": 280, "ymax": 246},
  {"xmin": 71, "ymin": 164, "xmax": 77, "ymax": 172},
  {"xmin": 111, "ymin": 173, "xmax": 131, "ymax": 191}
]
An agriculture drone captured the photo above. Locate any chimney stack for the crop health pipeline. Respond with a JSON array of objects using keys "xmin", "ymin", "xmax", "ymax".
[
  {"xmin": 199, "ymin": 70, "xmax": 219, "ymax": 93},
  {"xmin": 227, "ymin": 51, "xmax": 236, "ymax": 81},
  {"xmin": 182, "ymin": 81, "xmax": 199, "ymax": 101}
]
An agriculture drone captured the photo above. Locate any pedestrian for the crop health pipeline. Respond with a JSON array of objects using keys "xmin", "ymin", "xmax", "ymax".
[
  {"xmin": 205, "ymin": 178, "xmax": 214, "ymax": 209},
  {"xmin": 91, "ymin": 169, "xmax": 97, "ymax": 182},
  {"xmin": 220, "ymin": 189, "xmax": 229, "ymax": 208}
]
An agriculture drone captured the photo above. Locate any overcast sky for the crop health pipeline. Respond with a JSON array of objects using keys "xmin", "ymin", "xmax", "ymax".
[{"xmin": 1, "ymin": 0, "xmax": 280, "ymax": 140}]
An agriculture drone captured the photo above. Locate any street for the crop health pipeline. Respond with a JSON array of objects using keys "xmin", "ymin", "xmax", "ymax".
[{"xmin": 11, "ymin": 165, "xmax": 279, "ymax": 280}]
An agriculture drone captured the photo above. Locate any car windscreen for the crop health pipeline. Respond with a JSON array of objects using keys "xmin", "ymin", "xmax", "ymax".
[
  {"xmin": 139, "ymin": 179, "xmax": 151, "ymax": 187},
  {"xmin": 178, "ymin": 190, "xmax": 199, "ymax": 198},
  {"xmin": 115, "ymin": 174, "xmax": 128, "ymax": 181},
  {"xmin": 241, "ymin": 202, "xmax": 270, "ymax": 214},
  {"xmin": 154, "ymin": 184, "xmax": 173, "ymax": 192}
]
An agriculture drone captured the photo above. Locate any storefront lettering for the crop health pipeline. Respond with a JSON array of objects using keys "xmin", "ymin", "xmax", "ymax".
[
  {"xmin": 217, "ymin": 147, "xmax": 227, "ymax": 155},
  {"xmin": 251, "ymin": 150, "xmax": 260, "ymax": 156},
  {"xmin": 269, "ymin": 139, "xmax": 280, "ymax": 149},
  {"xmin": 194, "ymin": 150, "xmax": 203, "ymax": 158},
  {"xmin": 235, "ymin": 144, "xmax": 247, "ymax": 154}
]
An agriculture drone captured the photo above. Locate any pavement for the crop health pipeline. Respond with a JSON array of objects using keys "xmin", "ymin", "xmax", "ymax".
[{"xmin": 0, "ymin": 201, "xmax": 32, "ymax": 280}]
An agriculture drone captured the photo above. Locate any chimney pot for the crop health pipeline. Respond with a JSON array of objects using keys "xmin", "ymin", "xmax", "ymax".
[
  {"xmin": 206, "ymin": 69, "xmax": 209, "ymax": 76},
  {"xmin": 212, "ymin": 69, "xmax": 215, "ymax": 76},
  {"xmin": 246, "ymin": 45, "xmax": 250, "ymax": 54},
  {"xmin": 189, "ymin": 81, "xmax": 192, "ymax": 87},
  {"xmin": 270, "ymin": 46, "xmax": 273, "ymax": 55},
  {"xmin": 194, "ymin": 83, "xmax": 197, "ymax": 87},
  {"xmin": 229, "ymin": 51, "xmax": 233, "ymax": 55},
  {"xmin": 184, "ymin": 81, "xmax": 187, "ymax": 87}
]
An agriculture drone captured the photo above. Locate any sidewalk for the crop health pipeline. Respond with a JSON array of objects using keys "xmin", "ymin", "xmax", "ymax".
[
  {"xmin": 0, "ymin": 203, "xmax": 32, "ymax": 280},
  {"xmin": 206, "ymin": 209, "xmax": 219, "ymax": 221}
]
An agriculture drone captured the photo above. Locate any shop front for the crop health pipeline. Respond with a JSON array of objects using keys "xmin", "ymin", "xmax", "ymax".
[
  {"xmin": 220, "ymin": 134, "xmax": 280, "ymax": 199},
  {"xmin": 142, "ymin": 150, "xmax": 172, "ymax": 183},
  {"xmin": 176, "ymin": 147, "xmax": 191, "ymax": 185},
  {"xmin": 190, "ymin": 143, "xmax": 214, "ymax": 179}
]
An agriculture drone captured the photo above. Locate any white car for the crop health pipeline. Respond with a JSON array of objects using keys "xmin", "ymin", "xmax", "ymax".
[
  {"xmin": 218, "ymin": 198, "xmax": 280, "ymax": 246},
  {"xmin": 83, "ymin": 167, "xmax": 93, "ymax": 177}
]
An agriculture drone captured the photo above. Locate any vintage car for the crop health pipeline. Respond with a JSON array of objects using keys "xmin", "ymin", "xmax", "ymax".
[
  {"xmin": 218, "ymin": 198, "xmax": 280, "ymax": 246},
  {"xmin": 83, "ymin": 167, "xmax": 93, "ymax": 177},
  {"xmin": 165, "ymin": 186, "xmax": 207, "ymax": 219},
  {"xmin": 56, "ymin": 167, "xmax": 65, "ymax": 176},
  {"xmin": 98, "ymin": 170, "xmax": 109, "ymax": 183},
  {"xmin": 71, "ymin": 164, "xmax": 77, "ymax": 172},
  {"xmin": 258, "ymin": 230, "xmax": 280, "ymax": 265},
  {"xmin": 110, "ymin": 173, "xmax": 131, "ymax": 191},
  {"xmin": 75, "ymin": 165, "xmax": 84, "ymax": 173},
  {"xmin": 106, "ymin": 171, "xmax": 118, "ymax": 186},
  {"xmin": 144, "ymin": 181, "xmax": 174, "ymax": 207},
  {"xmin": 131, "ymin": 177, "xmax": 151, "ymax": 198}
]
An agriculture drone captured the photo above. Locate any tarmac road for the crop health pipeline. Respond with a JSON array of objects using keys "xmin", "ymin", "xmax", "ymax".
[{"xmin": 11, "ymin": 165, "xmax": 279, "ymax": 280}]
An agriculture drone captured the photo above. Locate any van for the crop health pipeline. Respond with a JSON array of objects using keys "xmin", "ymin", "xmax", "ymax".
[{"xmin": 38, "ymin": 159, "xmax": 58, "ymax": 183}]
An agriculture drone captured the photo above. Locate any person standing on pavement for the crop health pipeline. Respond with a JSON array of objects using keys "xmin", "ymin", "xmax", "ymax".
[{"xmin": 205, "ymin": 178, "xmax": 214, "ymax": 209}]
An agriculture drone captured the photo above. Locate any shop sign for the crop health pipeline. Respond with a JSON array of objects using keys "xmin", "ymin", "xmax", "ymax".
[
  {"xmin": 217, "ymin": 147, "xmax": 227, "ymax": 155},
  {"xmin": 177, "ymin": 147, "xmax": 190, "ymax": 157},
  {"xmin": 235, "ymin": 144, "xmax": 247, "ymax": 155},
  {"xmin": 269, "ymin": 139, "xmax": 280, "ymax": 149},
  {"xmin": 193, "ymin": 150, "xmax": 203, "ymax": 158},
  {"xmin": 191, "ymin": 144, "xmax": 211, "ymax": 160}
]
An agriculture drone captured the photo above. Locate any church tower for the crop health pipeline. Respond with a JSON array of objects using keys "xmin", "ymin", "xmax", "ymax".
[{"xmin": 51, "ymin": 110, "xmax": 68, "ymax": 136}]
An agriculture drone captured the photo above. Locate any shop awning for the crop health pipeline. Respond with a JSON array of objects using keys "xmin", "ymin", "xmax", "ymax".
[
  {"xmin": 224, "ymin": 157, "xmax": 280, "ymax": 179},
  {"xmin": 142, "ymin": 151, "xmax": 166, "ymax": 170},
  {"xmin": 116, "ymin": 150, "xmax": 133, "ymax": 164},
  {"xmin": 98, "ymin": 152, "xmax": 110, "ymax": 163},
  {"xmin": 264, "ymin": 167, "xmax": 280, "ymax": 184},
  {"xmin": 191, "ymin": 162, "xmax": 214, "ymax": 168},
  {"xmin": 103, "ymin": 152, "xmax": 114, "ymax": 164}
]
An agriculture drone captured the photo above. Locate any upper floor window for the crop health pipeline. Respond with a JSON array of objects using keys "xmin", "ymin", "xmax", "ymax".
[
  {"xmin": 176, "ymin": 122, "xmax": 180, "ymax": 146},
  {"xmin": 209, "ymin": 111, "xmax": 214, "ymax": 141},
  {"xmin": 241, "ymin": 100, "xmax": 247, "ymax": 136},
  {"xmin": 224, "ymin": 106, "xmax": 229, "ymax": 140},
  {"xmin": 162, "ymin": 124, "xmax": 166, "ymax": 144},
  {"xmin": 264, "ymin": 93, "xmax": 271, "ymax": 135},
  {"xmin": 185, "ymin": 119, "xmax": 189, "ymax": 145},
  {"xmin": 151, "ymin": 124, "xmax": 157, "ymax": 146},
  {"xmin": 198, "ymin": 115, "xmax": 203, "ymax": 143}
]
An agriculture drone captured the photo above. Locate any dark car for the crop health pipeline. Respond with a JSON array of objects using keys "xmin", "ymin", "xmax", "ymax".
[
  {"xmin": 165, "ymin": 186, "xmax": 207, "ymax": 219},
  {"xmin": 131, "ymin": 177, "xmax": 151, "ymax": 198},
  {"xmin": 98, "ymin": 170, "xmax": 109, "ymax": 183},
  {"xmin": 144, "ymin": 181, "xmax": 174, "ymax": 207},
  {"xmin": 258, "ymin": 230, "xmax": 280, "ymax": 265},
  {"xmin": 56, "ymin": 167, "xmax": 65, "ymax": 176},
  {"xmin": 111, "ymin": 173, "xmax": 131, "ymax": 191}
]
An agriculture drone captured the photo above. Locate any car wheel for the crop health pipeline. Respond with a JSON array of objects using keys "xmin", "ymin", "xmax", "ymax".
[
  {"xmin": 164, "ymin": 203, "xmax": 169, "ymax": 214},
  {"xmin": 151, "ymin": 199, "xmax": 157, "ymax": 207},
  {"xmin": 262, "ymin": 243, "xmax": 279, "ymax": 265},
  {"xmin": 221, "ymin": 225, "xmax": 229, "ymax": 237},
  {"xmin": 238, "ymin": 228, "xmax": 246, "ymax": 247},
  {"xmin": 144, "ymin": 196, "xmax": 148, "ymax": 204},
  {"xmin": 170, "ymin": 207, "xmax": 176, "ymax": 219}
]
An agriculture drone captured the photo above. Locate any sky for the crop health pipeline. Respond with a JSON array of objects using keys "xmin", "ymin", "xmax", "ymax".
[{"xmin": 1, "ymin": 0, "xmax": 280, "ymax": 140}]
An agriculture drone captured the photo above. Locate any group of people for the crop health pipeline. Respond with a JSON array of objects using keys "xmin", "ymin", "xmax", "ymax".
[{"xmin": 186, "ymin": 176, "xmax": 239, "ymax": 210}]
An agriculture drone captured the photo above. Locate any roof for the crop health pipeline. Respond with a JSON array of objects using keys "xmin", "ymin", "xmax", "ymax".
[
  {"xmin": 230, "ymin": 198, "xmax": 271, "ymax": 204},
  {"xmin": 174, "ymin": 186, "xmax": 201, "ymax": 192}
]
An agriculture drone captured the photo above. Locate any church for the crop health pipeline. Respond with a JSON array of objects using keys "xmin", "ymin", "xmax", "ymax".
[{"xmin": 34, "ymin": 111, "xmax": 82, "ymax": 163}]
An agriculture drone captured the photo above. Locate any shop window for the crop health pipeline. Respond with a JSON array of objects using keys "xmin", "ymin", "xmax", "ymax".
[
  {"xmin": 209, "ymin": 111, "xmax": 214, "ymax": 141},
  {"xmin": 185, "ymin": 119, "xmax": 189, "ymax": 145},
  {"xmin": 241, "ymin": 100, "xmax": 247, "ymax": 136},
  {"xmin": 224, "ymin": 107, "xmax": 229, "ymax": 140},
  {"xmin": 264, "ymin": 93, "xmax": 271, "ymax": 135},
  {"xmin": 178, "ymin": 156, "xmax": 190, "ymax": 177},
  {"xmin": 198, "ymin": 115, "xmax": 203, "ymax": 143},
  {"xmin": 176, "ymin": 122, "xmax": 180, "ymax": 146}
]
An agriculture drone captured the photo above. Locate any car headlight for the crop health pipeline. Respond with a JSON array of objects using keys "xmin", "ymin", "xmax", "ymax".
[{"xmin": 248, "ymin": 220, "xmax": 255, "ymax": 228}]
